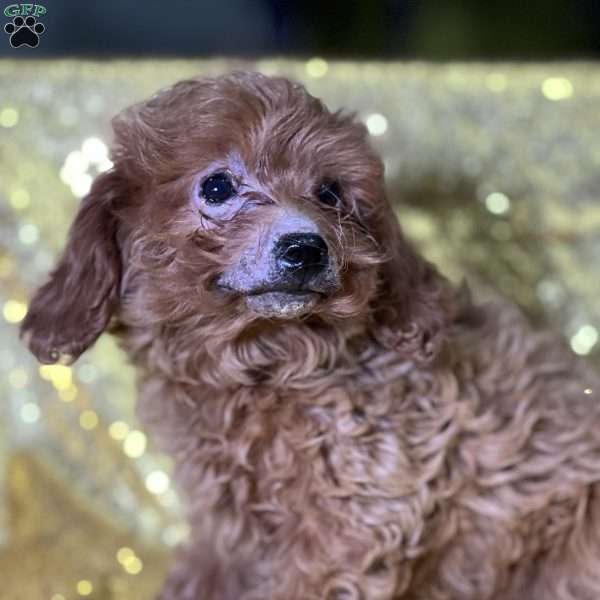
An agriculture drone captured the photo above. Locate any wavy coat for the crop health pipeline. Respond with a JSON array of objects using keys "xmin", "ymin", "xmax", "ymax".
[{"xmin": 22, "ymin": 72, "xmax": 600, "ymax": 600}]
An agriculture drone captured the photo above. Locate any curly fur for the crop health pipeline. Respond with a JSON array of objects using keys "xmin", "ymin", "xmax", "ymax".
[{"xmin": 21, "ymin": 72, "xmax": 600, "ymax": 600}]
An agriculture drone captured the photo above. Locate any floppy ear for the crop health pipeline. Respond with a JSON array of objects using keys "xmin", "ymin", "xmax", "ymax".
[
  {"xmin": 373, "ymin": 203, "xmax": 464, "ymax": 364},
  {"xmin": 20, "ymin": 170, "xmax": 124, "ymax": 365}
]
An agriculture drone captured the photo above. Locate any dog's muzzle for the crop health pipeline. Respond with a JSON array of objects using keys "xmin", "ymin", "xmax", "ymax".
[{"xmin": 217, "ymin": 219, "xmax": 340, "ymax": 318}]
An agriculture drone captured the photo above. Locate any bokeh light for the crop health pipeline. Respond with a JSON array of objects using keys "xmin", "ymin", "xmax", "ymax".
[
  {"xmin": 0, "ymin": 106, "xmax": 19, "ymax": 128},
  {"xmin": 305, "ymin": 57, "xmax": 328, "ymax": 78},
  {"xmin": 3, "ymin": 300, "xmax": 27, "ymax": 323},
  {"xmin": 365, "ymin": 113, "xmax": 388, "ymax": 136},
  {"xmin": 542, "ymin": 77, "xmax": 574, "ymax": 101},
  {"xmin": 76, "ymin": 580, "xmax": 93, "ymax": 596},
  {"xmin": 123, "ymin": 430, "xmax": 147, "ymax": 458}
]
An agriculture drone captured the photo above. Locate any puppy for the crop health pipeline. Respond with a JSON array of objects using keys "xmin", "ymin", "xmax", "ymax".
[{"xmin": 21, "ymin": 72, "xmax": 600, "ymax": 600}]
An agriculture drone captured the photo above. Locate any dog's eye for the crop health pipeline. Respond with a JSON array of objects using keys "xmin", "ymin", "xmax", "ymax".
[
  {"xmin": 201, "ymin": 172, "xmax": 236, "ymax": 204},
  {"xmin": 316, "ymin": 181, "xmax": 342, "ymax": 207}
]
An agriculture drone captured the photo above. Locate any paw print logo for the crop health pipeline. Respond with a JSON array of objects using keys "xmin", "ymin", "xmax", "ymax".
[{"xmin": 4, "ymin": 15, "xmax": 45, "ymax": 48}]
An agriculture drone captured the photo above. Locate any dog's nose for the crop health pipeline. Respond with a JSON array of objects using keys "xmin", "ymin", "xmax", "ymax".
[{"xmin": 275, "ymin": 233, "xmax": 328, "ymax": 279}]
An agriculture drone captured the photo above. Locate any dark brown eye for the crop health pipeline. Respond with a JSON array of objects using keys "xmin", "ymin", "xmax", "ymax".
[
  {"xmin": 201, "ymin": 172, "xmax": 236, "ymax": 204},
  {"xmin": 316, "ymin": 181, "xmax": 342, "ymax": 207}
]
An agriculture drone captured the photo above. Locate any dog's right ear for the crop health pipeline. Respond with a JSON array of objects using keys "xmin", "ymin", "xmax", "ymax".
[{"xmin": 20, "ymin": 169, "xmax": 125, "ymax": 365}]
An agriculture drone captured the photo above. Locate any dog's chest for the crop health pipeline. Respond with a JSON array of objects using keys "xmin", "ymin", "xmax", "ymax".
[
  {"xmin": 141, "ymin": 368, "xmax": 452, "ymax": 504},
  {"xmin": 167, "ymin": 381, "xmax": 444, "ymax": 545},
  {"xmin": 137, "ymin": 369, "xmax": 464, "ymax": 596}
]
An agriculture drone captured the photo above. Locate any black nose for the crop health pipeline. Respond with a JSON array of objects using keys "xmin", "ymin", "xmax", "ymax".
[{"xmin": 275, "ymin": 233, "xmax": 329, "ymax": 280}]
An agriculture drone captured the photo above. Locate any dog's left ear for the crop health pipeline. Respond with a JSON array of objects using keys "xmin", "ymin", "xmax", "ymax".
[
  {"xmin": 373, "ymin": 204, "xmax": 463, "ymax": 365},
  {"xmin": 20, "ymin": 169, "xmax": 125, "ymax": 365}
]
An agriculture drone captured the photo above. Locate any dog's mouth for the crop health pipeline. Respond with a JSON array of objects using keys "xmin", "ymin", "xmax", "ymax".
[
  {"xmin": 246, "ymin": 289, "xmax": 321, "ymax": 317},
  {"xmin": 218, "ymin": 285, "xmax": 324, "ymax": 318}
]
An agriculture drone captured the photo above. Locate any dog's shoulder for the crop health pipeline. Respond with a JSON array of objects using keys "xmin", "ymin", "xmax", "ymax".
[{"xmin": 446, "ymin": 292, "xmax": 600, "ymax": 486}]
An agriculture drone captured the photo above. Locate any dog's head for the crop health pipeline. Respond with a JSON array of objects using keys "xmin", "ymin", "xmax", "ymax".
[{"xmin": 21, "ymin": 72, "xmax": 457, "ymax": 368}]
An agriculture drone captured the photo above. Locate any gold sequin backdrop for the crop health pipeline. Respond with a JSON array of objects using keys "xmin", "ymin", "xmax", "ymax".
[{"xmin": 0, "ymin": 59, "xmax": 599, "ymax": 599}]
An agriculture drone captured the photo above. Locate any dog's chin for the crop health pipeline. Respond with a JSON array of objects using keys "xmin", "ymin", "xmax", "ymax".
[{"xmin": 245, "ymin": 290, "xmax": 320, "ymax": 318}]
